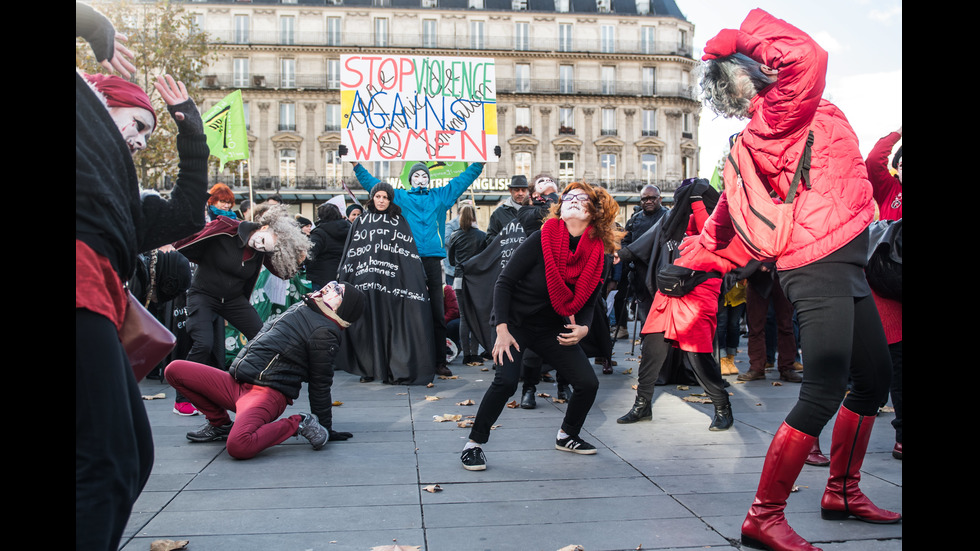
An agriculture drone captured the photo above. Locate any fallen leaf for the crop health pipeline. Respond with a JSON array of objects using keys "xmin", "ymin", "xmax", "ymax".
[
  {"xmin": 631, "ymin": 384, "xmax": 638, "ymax": 390},
  {"xmin": 150, "ymin": 540, "xmax": 189, "ymax": 551},
  {"xmin": 142, "ymin": 393, "xmax": 167, "ymax": 400},
  {"xmin": 371, "ymin": 545, "xmax": 421, "ymax": 551},
  {"xmin": 755, "ymin": 402, "xmax": 763, "ymax": 406},
  {"xmin": 396, "ymin": 392, "xmax": 408, "ymax": 395},
  {"xmin": 771, "ymin": 381, "xmax": 783, "ymax": 387},
  {"xmin": 433, "ymin": 414, "xmax": 462, "ymax": 422},
  {"xmin": 557, "ymin": 546, "xmax": 586, "ymax": 551},
  {"xmin": 880, "ymin": 405, "xmax": 894, "ymax": 413},
  {"xmin": 506, "ymin": 400, "xmax": 519, "ymax": 408},
  {"xmin": 682, "ymin": 396, "xmax": 711, "ymax": 404},
  {"xmin": 422, "ymin": 484, "xmax": 443, "ymax": 493},
  {"xmin": 425, "ymin": 395, "xmax": 441, "ymax": 401},
  {"xmin": 627, "ymin": 357, "xmax": 639, "ymax": 362},
  {"xmin": 552, "ymin": 398, "xmax": 567, "ymax": 404},
  {"xmin": 491, "ymin": 424, "xmax": 501, "ymax": 429},
  {"xmin": 438, "ymin": 375, "xmax": 459, "ymax": 379},
  {"xmin": 426, "ymin": 382, "xmax": 435, "ymax": 388},
  {"xmin": 536, "ymin": 393, "xmax": 551, "ymax": 398},
  {"xmin": 457, "ymin": 419, "xmax": 474, "ymax": 428},
  {"xmin": 480, "ymin": 367, "xmax": 489, "ymax": 371},
  {"xmin": 455, "ymin": 399, "xmax": 475, "ymax": 406},
  {"xmin": 621, "ymin": 368, "xmax": 633, "ymax": 374},
  {"xmin": 676, "ymin": 385, "xmax": 690, "ymax": 391},
  {"xmin": 332, "ymin": 401, "xmax": 343, "ymax": 406}
]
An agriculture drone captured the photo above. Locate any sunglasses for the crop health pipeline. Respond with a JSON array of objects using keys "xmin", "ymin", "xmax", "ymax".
[{"xmin": 640, "ymin": 196, "xmax": 660, "ymax": 202}]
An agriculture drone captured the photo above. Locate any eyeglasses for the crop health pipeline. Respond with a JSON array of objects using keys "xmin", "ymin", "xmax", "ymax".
[
  {"xmin": 640, "ymin": 196, "xmax": 660, "ymax": 202},
  {"xmin": 561, "ymin": 192, "xmax": 589, "ymax": 202}
]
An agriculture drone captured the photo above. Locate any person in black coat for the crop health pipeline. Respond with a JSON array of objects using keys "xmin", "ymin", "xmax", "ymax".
[
  {"xmin": 447, "ymin": 204, "xmax": 486, "ymax": 365},
  {"xmin": 307, "ymin": 201, "xmax": 353, "ymax": 290},
  {"xmin": 164, "ymin": 282, "xmax": 365, "ymax": 459}
]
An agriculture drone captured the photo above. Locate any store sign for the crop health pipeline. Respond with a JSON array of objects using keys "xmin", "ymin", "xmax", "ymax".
[{"xmin": 341, "ymin": 54, "xmax": 498, "ymax": 162}]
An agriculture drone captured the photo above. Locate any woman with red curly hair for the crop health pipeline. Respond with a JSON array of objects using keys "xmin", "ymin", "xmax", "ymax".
[{"xmin": 460, "ymin": 182, "xmax": 622, "ymax": 471}]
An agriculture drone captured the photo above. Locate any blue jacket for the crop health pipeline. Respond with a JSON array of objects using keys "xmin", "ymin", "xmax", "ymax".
[{"xmin": 353, "ymin": 162, "xmax": 485, "ymax": 258}]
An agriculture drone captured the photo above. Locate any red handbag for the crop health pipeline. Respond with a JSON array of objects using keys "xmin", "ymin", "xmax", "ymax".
[{"xmin": 120, "ymin": 290, "xmax": 176, "ymax": 382}]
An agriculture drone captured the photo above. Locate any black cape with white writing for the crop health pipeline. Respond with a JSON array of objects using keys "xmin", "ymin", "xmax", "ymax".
[
  {"xmin": 458, "ymin": 219, "xmax": 526, "ymax": 352},
  {"xmin": 336, "ymin": 212, "xmax": 435, "ymax": 385}
]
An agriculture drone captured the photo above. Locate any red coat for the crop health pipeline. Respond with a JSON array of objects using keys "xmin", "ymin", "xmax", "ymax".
[
  {"xmin": 699, "ymin": 9, "xmax": 876, "ymax": 271},
  {"xmin": 866, "ymin": 132, "xmax": 902, "ymax": 344}
]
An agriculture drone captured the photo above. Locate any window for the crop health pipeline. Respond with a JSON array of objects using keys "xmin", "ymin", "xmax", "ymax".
[
  {"xmin": 325, "ymin": 150, "xmax": 340, "ymax": 180},
  {"xmin": 281, "ymin": 0, "xmax": 298, "ymax": 4},
  {"xmin": 280, "ymin": 58, "xmax": 295, "ymax": 88},
  {"xmin": 373, "ymin": 161, "xmax": 390, "ymax": 179},
  {"xmin": 601, "ymin": 66, "xmax": 615, "ymax": 95},
  {"xmin": 373, "ymin": 0, "xmax": 390, "ymax": 6},
  {"xmin": 280, "ymin": 16, "xmax": 294, "ymax": 45},
  {"xmin": 642, "ymin": 109, "xmax": 657, "ymax": 136},
  {"xmin": 682, "ymin": 112, "xmax": 693, "ymax": 138},
  {"xmin": 190, "ymin": 13, "xmax": 204, "ymax": 30},
  {"xmin": 468, "ymin": 0, "xmax": 484, "ymax": 7},
  {"xmin": 641, "ymin": 153, "xmax": 658, "ymax": 185},
  {"xmin": 243, "ymin": 101, "xmax": 250, "ymax": 130},
  {"xmin": 515, "ymin": 152, "xmax": 531, "ymax": 176},
  {"xmin": 515, "ymin": 64, "xmax": 530, "ymax": 93},
  {"xmin": 512, "ymin": 0, "xmax": 528, "ymax": 9},
  {"xmin": 327, "ymin": 59, "xmax": 340, "ymax": 89},
  {"xmin": 679, "ymin": 29, "xmax": 688, "ymax": 51},
  {"xmin": 555, "ymin": 0, "xmax": 569, "ymax": 12},
  {"xmin": 326, "ymin": 17, "xmax": 341, "ymax": 46},
  {"xmin": 642, "ymin": 67, "xmax": 656, "ymax": 96},
  {"xmin": 422, "ymin": 0, "xmax": 438, "ymax": 6},
  {"xmin": 279, "ymin": 102, "xmax": 295, "ymax": 131},
  {"xmin": 515, "ymin": 22, "xmax": 529, "ymax": 51},
  {"xmin": 470, "ymin": 21, "xmax": 485, "ymax": 49},
  {"xmin": 601, "ymin": 25, "xmax": 615, "ymax": 54},
  {"xmin": 641, "ymin": 26, "xmax": 656, "ymax": 54},
  {"xmin": 375, "ymin": 18, "xmax": 388, "ymax": 47},
  {"xmin": 558, "ymin": 23, "xmax": 572, "ymax": 52},
  {"xmin": 597, "ymin": 0, "xmax": 611, "ymax": 13},
  {"xmin": 325, "ymin": 104, "xmax": 341, "ymax": 131},
  {"xmin": 233, "ymin": 58, "xmax": 249, "ymax": 88},
  {"xmin": 600, "ymin": 153, "xmax": 616, "ymax": 183},
  {"xmin": 601, "ymin": 108, "xmax": 616, "ymax": 135},
  {"xmin": 636, "ymin": 0, "xmax": 650, "ymax": 15},
  {"xmin": 559, "ymin": 64, "xmax": 573, "ymax": 94},
  {"xmin": 279, "ymin": 149, "xmax": 296, "ymax": 186},
  {"xmin": 559, "ymin": 152, "xmax": 574, "ymax": 183},
  {"xmin": 423, "ymin": 19, "xmax": 437, "ymax": 48},
  {"xmin": 559, "ymin": 107, "xmax": 574, "ymax": 134},
  {"xmin": 233, "ymin": 15, "xmax": 249, "ymax": 44},
  {"xmin": 515, "ymin": 106, "xmax": 531, "ymax": 134}
]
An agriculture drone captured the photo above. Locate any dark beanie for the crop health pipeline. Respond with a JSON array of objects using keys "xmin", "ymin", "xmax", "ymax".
[
  {"xmin": 408, "ymin": 162, "xmax": 430, "ymax": 182},
  {"xmin": 295, "ymin": 214, "xmax": 312, "ymax": 227},
  {"xmin": 346, "ymin": 203, "xmax": 362, "ymax": 217},
  {"xmin": 336, "ymin": 283, "xmax": 366, "ymax": 324},
  {"xmin": 892, "ymin": 146, "xmax": 902, "ymax": 169}
]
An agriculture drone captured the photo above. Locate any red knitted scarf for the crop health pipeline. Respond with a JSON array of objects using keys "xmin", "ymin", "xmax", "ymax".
[{"xmin": 540, "ymin": 217, "xmax": 605, "ymax": 317}]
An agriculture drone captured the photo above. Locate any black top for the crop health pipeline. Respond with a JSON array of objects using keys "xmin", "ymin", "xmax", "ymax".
[
  {"xmin": 307, "ymin": 219, "xmax": 352, "ymax": 288},
  {"xmin": 491, "ymin": 230, "xmax": 601, "ymax": 328}
]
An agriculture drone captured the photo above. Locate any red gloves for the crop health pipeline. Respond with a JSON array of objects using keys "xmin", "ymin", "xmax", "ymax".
[{"xmin": 702, "ymin": 28, "xmax": 739, "ymax": 60}]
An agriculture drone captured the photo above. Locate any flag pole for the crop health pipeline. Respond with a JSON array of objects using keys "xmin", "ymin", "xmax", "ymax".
[{"xmin": 247, "ymin": 160, "xmax": 254, "ymax": 221}]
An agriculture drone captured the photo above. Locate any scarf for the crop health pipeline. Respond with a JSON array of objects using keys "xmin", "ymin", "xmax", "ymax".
[
  {"xmin": 540, "ymin": 217, "xmax": 605, "ymax": 317},
  {"xmin": 209, "ymin": 205, "xmax": 237, "ymax": 220}
]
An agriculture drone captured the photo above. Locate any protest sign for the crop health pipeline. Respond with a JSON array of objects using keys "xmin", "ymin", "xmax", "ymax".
[{"xmin": 340, "ymin": 54, "xmax": 497, "ymax": 162}]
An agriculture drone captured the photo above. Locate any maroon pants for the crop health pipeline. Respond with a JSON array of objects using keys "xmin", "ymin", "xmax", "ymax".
[
  {"xmin": 164, "ymin": 360, "xmax": 302, "ymax": 459},
  {"xmin": 746, "ymin": 278, "xmax": 796, "ymax": 373}
]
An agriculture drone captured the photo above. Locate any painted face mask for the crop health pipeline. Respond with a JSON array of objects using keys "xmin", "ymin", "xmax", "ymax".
[
  {"xmin": 312, "ymin": 281, "xmax": 345, "ymax": 312},
  {"xmin": 247, "ymin": 227, "xmax": 278, "ymax": 252},
  {"xmin": 560, "ymin": 191, "xmax": 591, "ymax": 222},
  {"xmin": 411, "ymin": 169, "xmax": 430, "ymax": 189}
]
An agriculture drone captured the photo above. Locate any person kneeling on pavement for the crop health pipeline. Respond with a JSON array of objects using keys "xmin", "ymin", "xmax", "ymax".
[{"xmin": 164, "ymin": 281, "xmax": 365, "ymax": 459}]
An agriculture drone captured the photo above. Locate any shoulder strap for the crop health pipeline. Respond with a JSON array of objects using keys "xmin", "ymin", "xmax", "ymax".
[{"xmin": 727, "ymin": 130, "xmax": 814, "ymax": 204}]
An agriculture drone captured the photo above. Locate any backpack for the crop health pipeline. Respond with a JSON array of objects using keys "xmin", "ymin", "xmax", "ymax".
[{"xmin": 724, "ymin": 130, "xmax": 814, "ymax": 260}]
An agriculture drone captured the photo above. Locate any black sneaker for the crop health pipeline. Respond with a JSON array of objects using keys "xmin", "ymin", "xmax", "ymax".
[
  {"xmin": 186, "ymin": 422, "xmax": 233, "ymax": 443},
  {"xmin": 556, "ymin": 434, "xmax": 597, "ymax": 455},
  {"xmin": 461, "ymin": 446, "xmax": 487, "ymax": 471}
]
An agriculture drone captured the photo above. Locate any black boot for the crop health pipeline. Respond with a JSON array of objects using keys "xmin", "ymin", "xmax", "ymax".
[
  {"xmin": 555, "ymin": 384, "xmax": 569, "ymax": 402},
  {"xmin": 617, "ymin": 396, "xmax": 652, "ymax": 424},
  {"xmin": 520, "ymin": 386, "xmax": 536, "ymax": 409},
  {"xmin": 709, "ymin": 403, "xmax": 734, "ymax": 431}
]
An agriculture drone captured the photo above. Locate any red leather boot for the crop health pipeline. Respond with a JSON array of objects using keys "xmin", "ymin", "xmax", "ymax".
[
  {"xmin": 820, "ymin": 405, "xmax": 902, "ymax": 523},
  {"xmin": 741, "ymin": 422, "xmax": 822, "ymax": 551}
]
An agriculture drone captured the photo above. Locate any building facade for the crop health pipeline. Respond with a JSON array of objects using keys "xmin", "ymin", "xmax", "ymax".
[{"xmin": 186, "ymin": 0, "xmax": 700, "ymax": 218}]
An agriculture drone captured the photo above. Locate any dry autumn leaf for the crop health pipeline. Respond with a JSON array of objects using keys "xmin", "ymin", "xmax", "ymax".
[
  {"xmin": 455, "ymin": 399, "xmax": 475, "ymax": 406},
  {"xmin": 142, "ymin": 393, "xmax": 167, "ymax": 400},
  {"xmin": 880, "ymin": 406, "xmax": 894, "ymax": 413},
  {"xmin": 552, "ymin": 397, "xmax": 567, "ymax": 404},
  {"xmin": 682, "ymin": 396, "xmax": 711, "ymax": 404},
  {"xmin": 422, "ymin": 484, "xmax": 443, "ymax": 493},
  {"xmin": 433, "ymin": 414, "xmax": 462, "ymax": 422},
  {"xmin": 425, "ymin": 395, "xmax": 441, "ymax": 401},
  {"xmin": 621, "ymin": 368, "xmax": 633, "ymax": 374},
  {"xmin": 438, "ymin": 375, "xmax": 459, "ymax": 379},
  {"xmin": 396, "ymin": 392, "xmax": 408, "ymax": 395},
  {"xmin": 332, "ymin": 401, "xmax": 343, "ymax": 406},
  {"xmin": 536, "ymin": 392, "xmax": 551, "ymax": 398},
  {"xmin": 557, "ymin": 545, "xmax": 586, "ymax": 551},
  {"xmin": 506, "ymin": 400, "xmax": 519, "ymax": 408},
  {"xmin": 491, "ymin": 424, "xmax": 501, "ymax": 429},
  {"xmin": 631, "ymin": 384, "xmax": 638, "ymax": 390},
  {"xmin": 457, "ymin": 419, "xmax": 474, "ymax": 428},
  {"xmin": 772, "ymin": 381, "xmax": 783, "ymax": 387},
  {"xmin": 371, "ymin": 545, "xmax": 421, "ymax": 551},
  {"xmin": 150, "ymin": 540, "xmax": 189, "ymax": 551},
  {"xmin": 480, "ymin": 367, "xmax": 489, "ymax": 371}
]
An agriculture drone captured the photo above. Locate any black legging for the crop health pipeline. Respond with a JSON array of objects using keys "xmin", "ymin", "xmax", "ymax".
[
  {"xmin": 76, "ymin": 309, "xmax": 155, "ymax": 551},
  {"xmin": 784, "ymin": 293, "xmax": 891, "ymax": 436},
  {"xmin": 470, "ymin": 315, "xmax": 600, "ymax": 444},
  {"xmin": 634, "ymin": 332, "xmax": 730, "ymax": 406}
]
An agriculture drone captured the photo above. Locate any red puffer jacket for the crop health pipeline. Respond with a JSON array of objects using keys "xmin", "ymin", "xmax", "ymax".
[{"xmin": 698, "ymin": 9, "xmax": 876, "ymax": 271}]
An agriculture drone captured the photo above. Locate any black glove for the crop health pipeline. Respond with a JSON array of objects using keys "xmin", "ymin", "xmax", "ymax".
[
  {"xmin": 338, "ymin": 144, "xmax": 348, "ymax": 157},
  {"xmin": 167, "ymin": 98, "xmax": 204, "ymax": 136},
  {"xmin": 76, "ymin": 2, "xmax": 116, "ymax": 63},
  {"xmin": 328, "ymin": 429, "xmax": 353, "ymax": 441},
  {"xmin": 494, "ymin": 145, "xmax": 501, "ymax": 158}
]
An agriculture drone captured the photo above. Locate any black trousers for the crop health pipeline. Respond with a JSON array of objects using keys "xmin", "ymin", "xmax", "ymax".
[
  {"xmin": 784, "ymin": 294, "xmax": 892, "ymax": 436},
  {"xmin": 470, "ymin": 317, "xmax": 600, "ymax": 444},
  {"xmin": 635, "ymin": 332, "xmax": 730, "ymax": 406},
  {"xmin": 421, "ymin": 257, "xmax": 448, "ymax": 367},
  {"xmin": 76, "ymin": 309, "xmax": 154, "ymax": 551},
  {"xmin": 184, "ymin": 290, "xmax": 263, "ymax": 367},
  {"xmin": 889, "ymin": 341, "xmax": 903, "ymax": 444}
]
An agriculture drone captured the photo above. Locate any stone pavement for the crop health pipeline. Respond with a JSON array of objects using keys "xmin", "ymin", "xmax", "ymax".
[{"xmin": 122, "ymin": 328, "xmax": 902, "ymax": 551}]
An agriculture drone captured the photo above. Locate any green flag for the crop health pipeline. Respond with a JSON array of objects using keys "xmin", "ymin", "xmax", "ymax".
[
  {"xmin": 397, "ymin": 161, "xmax": 469, "ymax": 189},
  {"xmin": 709, "ymin": 165, "xmax": 723, "ymax": 192},
  {"xmin": 202, "ymin": 90, "xmax": 249, "ymax": 170}
]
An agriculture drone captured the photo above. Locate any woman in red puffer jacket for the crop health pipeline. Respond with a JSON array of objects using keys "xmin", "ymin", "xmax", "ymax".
[{"xmin": 694, "ymin": 9, "xmax": 901, "ymax": 551}]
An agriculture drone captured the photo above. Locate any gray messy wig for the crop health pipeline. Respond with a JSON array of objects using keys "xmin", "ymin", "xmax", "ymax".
[
  {"xmin": 257, "ymin": 204, "xmax": 312, "ymax": 279},
  {"xmin": 699, "ymin": 53, "xmax": 774, "ymax": 120}
]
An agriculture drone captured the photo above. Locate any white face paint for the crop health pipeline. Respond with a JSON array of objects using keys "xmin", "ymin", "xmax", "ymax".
[
  {"xmin": 108, "ymin": 106, "xmax": 155, "ymax": 155},
  {"xmin": 314, "ymin": 281, "xmax": 345, "ymax": 311},
  {"xmin": 560, "ymin": 191, "xmax": 591, "ymax": 222},
  {"xmin": 247, "ymin": 226, "xmax": 278, "ymax": 252},
  {"xmin": 411, "ymin": 170, "xmax": 429, "ymax": 188},
  {"xmin": 534, "ymin": 178, "xmax": 558, "ymax": 198}
]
